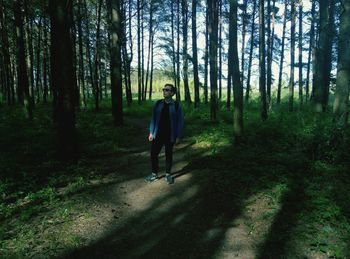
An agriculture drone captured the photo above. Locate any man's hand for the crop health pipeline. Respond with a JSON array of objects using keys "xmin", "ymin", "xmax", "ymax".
[{"xmin": 148, "ymin": 133, "xmax": 154, "ymax": 142}]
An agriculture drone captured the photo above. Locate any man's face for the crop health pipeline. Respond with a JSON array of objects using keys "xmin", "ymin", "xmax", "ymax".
[{"xmin": 162, "ymin": 86, "xmax": 173, "ymax": 98}]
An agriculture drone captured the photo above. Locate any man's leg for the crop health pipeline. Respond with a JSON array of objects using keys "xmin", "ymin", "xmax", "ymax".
[
  {"xmin": 151, "ymin": 138, "xmax": 163, "ymax": 174},
  {"xmin": 164, "ymin": 141, "xmax": 175, "ymax": 184}
]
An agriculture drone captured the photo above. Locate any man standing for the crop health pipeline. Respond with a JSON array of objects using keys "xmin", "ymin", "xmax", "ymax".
[{"xmin": 146, "ymin": 84, "xmax": 184, "ymax": 184}]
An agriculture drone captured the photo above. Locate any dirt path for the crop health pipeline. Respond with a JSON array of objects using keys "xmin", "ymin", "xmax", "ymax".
[{"xmin": 2, "ymin": 118, "xmax": 328, "ymax": 259}]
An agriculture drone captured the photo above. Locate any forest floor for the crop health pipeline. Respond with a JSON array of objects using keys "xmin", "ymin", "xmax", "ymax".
[{"xmin": 1, "ymin": 102, "xmax": 350, "ymax": 258}]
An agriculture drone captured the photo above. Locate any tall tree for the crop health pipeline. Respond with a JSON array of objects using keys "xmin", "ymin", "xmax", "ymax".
[
  {"xmin": 229, "ymin": 0, "xmax": 243, "ymax": 140},
  {"xmin": 245, "ymin": 0, "xmax": 257, "ymax": 102},
  {"xmin": 208, "ymin": 0, "xmax": 219, "ymax": 121},
  {"xmin": 0, "ymin": 0, "xmax": 14, "ymax": 105},
  {"xmin": 182, "ymin": 0, "xmax": 191, "ymax": 104},
  {"xmin": 106, "ymin": 0, "xmax": 123, "ymax": 126},
  {"xmin": 332, "ymin": 0, "xmax": 350, "ymax": 130},
  {"xmin": 204, "ymin": 3, "xmax": 209, "ymax": 104},
  {"xmin": 298, "ymin": 0, "xmax": 303, "ymax": 107},
  {"xmin": 259, "ymin": 0, "xmax": 267, "ymax": 120},
  {"xmin": 137, "ymin": 0, "xmax": 142, "ymax": 103},
  {"xmin": 277, "ymin": 0, "xmax": 288, "ymax": 104},
  {"xmin": 49, "ymin": 0, "xmax": 78, "ymax": 158},
  {"xmin": 93, "ymin": 0, "xmax": 103, "ymax": 111},
  {"xmin": 14, "ymin": 0, "xmax": 32, "ymax": 119},
  {"xmin": 305, "ymin": 0, "xmax": 316, "ymax": 102},
  {"xmin": 289, "ymin": 0, "xmax": 296, "ymax": 111},
  {"xmin": 218, "ymin": 0, "xmax": 222, "ymax": 100},
  {"xmin": 313, "ymin": 0, "xmax": 335, "ymax": 112},
  {"xmin": 192, "ymin": 0, "xmax": 200, "ymax": 107}
]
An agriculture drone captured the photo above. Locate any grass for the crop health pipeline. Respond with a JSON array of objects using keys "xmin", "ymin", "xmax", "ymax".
[{"xmin": 1, "ymin": 97, "xmax": 350, "ymax": 258}]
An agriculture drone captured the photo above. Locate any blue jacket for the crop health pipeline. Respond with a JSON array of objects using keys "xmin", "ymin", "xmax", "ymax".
[{"xmin": 149, "ymin": 99, "xmax": 184, "ymax": 142}]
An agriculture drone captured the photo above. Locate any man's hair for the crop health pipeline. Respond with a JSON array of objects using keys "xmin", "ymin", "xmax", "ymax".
[{"xmin": 164, "ymin": 83, "xmax": 176, "ymax": 94}]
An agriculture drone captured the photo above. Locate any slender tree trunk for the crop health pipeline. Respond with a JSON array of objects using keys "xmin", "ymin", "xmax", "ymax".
[
  {"xmin": 35, "ymin": 17, "xmax": 43, "ymax": 103},
  {"xmin": 49, "ymin": 0, "xmax": 78, "ymax": 159},
  {"xmin": 192, "ymin": 0, "xmax": 200, "ymax": 107},
  {"xmin": 24, "ymin": 0, "xmax": 35, "ymax": 107},
  {"xmin": 204, "ymin": 3, "xmax": 209, "ymax": 104},
  {"xmin": 277, "ymin": 0, "xmax": 288, "ymax": 104},
  {"xmin": 182, "ymin": 0, "xmax": 191, "ymax": 104},
  {"xmin": 333, "ymin": 0, "xmax": 350, "ymax": 129},
  {"xmin": 259, "ymin": 0, "xmax": 267, "ymax": 120},
  {"xmin": 106, "ymin": 0, "xmax": 123, "ymax": 126},
  {"xmin": 305, "ymin": 0, "xmax": 316, "ymax": 102},
  {"xmin": 77, "ymin": 0, "xmax": 86, "ymax": 107},
  {"xmin": 137, "ymin": 0, "xmax": 141, "ymax": 103},
  {"xmin": 226, "ymin": 69, "xmax": 231, "ymax": 110},
  {"xmin": 141, "ymin": 0, "xmax": 145, "ymax": 100},
  {"xmin": 218, "ymin": 0, "xmax": 222, "ymax": 100},
  {"xmin": 266, "ymin": 0, "xmax": 271, "ymax": 105},
  {"xmin": 149, "ymin": 32, "xmax": 154, "ymax": 100},
  {"xmin": 241, "ymin": 1, "xmax": 247, "ymax": 84},
  {"xmin": 43, "ymin": 14, "xmax": 49, "ymax": 103},
  {"xmin": 298, "ymin": 1, "xmax": 303, "ymax": 107},
  {"xmin": 0, "ymin": 0, "xmax": 13, "ymax": 105},
  {"xmin": 289, "ymin": 0, "xmax": 296, "ymax": 111},
  {"xmin": 176, "ymin": 0, "xmax": 181, "ymax": 101},
  {"xmin": 127, "ymin": 0, "xmax": 133, "ymax": 104},
  {"xmin": 14, "ymin": 0, "xmax": 32, "ymax": 119},
  {"xmin": 208, "ymin": 0, "xmax": 219, "ymax": 121},
  {"xmin": 171, "ymin": 1, "xmax": 177, "ymax": 89},
  {"xmin": 84, "ymin": 0, "xmax": 95, "ymax": 104},
  {"xmin": 93, "ymin": 0, "xmax": 103, "ymax": 111},
  {"xmin": 246, "ymin": 0, "xmax": 257, "ymax": 102},
  {"xmin": 145, "ymin": 0, "xmax": 153, "ymax": 101},
  {"xmin": 229, "ymin": 0, "xmax": 243, "ymax": 139}
]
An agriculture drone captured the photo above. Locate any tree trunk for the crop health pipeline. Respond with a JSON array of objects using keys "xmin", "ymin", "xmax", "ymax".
[
  {"xmin": 218, "ymin": 0, "xmax": 222, "ymax": 100},
  {"xmin": 313, "ymin": 0, "xmax": 334, "ymax": 112},
  {"xmin": 49, "ymin": 0, "xmax": 78, "ymax": 159},
  {"xmin": 35, "ymin": 17, "xmax": 43, "ymax": 103},
  {"xmin": 171, "ymin": 1, "xmax": 177, "ymax": 89},
  {"xmin": 277, "ymin": 0, "xmax": 288, "ymax": 104},
  {"xmin": 93, "ymin": 0, "xmax": 103, "ymax": 111},
  {"xmin": 266, "ymin": 0, "xmax": 271, "ymax": 105},
  {"xmin": 145, "ymin": 0, "xmax": 153, "ymax": 101},
  {"xmin": 229, "ymin": 0, "xmax": 243, "ymax": 140},
  {"xmin": 259, "ymin": 0, "xmax": 267, "ymax": 120},
  {"xmin": 84, "ymin": 0, "xmax": 95, "ymax": 104},
  {"xmin": 141, "ymin": 0, "xmax": 145, "ymax": 100},
  {"xmin": 298, "ymin": 1, "xmax": 303, "ymax": 107},
  {"xmin": 305, "ymin": 0, "xmax": 316, "ymax": 103},
  {"xmin": 43, "ymin": 14, "xmax": 49, "ymax": 103},
  {"xmin": 14, "ymin": 0, "xmax": 32, "ymax": 119},
  {"xmin": 192, "ymin": 0, "xmax": 200, "ymax": 107},
  {"xmin": 289, "ymin": 0, "xmax": 296, "ymax": 111},
  {"xmin": 0, "ymin": 0, "xmax": 13, "ymax": 105},
  {"xmin": 106, "ymin": 0, "xmax": 123, "ymax": 126},
  {"xmin": 240, "ymin": 1, "xmax": 247, "ymax": 84},
  {"xmin": 333, "ymin": 0, "xmax": 350, "ymax": 129},
  {"xmin": 204, "ymin": 3, "xmax": 209, "ymax": 104},
  {"xmin": 182, "ymin": 0, "xmax": 191, "ymax": 104},
  {"xmin": 24, "ymin": 0, "xmax": 35, "ymax": 107},
  {"xmin": 77, "ymin": 0, "xmax": 86, "ymax": 107},
  {"xmin": 137, "ymin": 0, "xmax": 141, "ymax": 103},
  {"xmin": 208, "ymin": 0, "xmax": 219, "ymax": 121},
  {"xmin": 245, "ymin": 0, "xmax": 257, "ymax": 102},
  {"xmin": 176, "ymin": 0, "xmax": 181, "ymax": 101}
]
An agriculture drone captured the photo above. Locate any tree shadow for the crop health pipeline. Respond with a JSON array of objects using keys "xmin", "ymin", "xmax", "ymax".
[{"xmin": 60, "ymin": 139, "xmax": 307, "ymax": 259}]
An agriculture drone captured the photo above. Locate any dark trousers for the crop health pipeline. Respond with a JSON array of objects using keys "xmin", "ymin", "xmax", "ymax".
[{"xmin": 151, "ymin": 136, "xmax": 174, "ymax": 174}]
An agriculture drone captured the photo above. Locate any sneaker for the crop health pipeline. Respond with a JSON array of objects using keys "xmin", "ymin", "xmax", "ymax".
[
  {"xmin": 145, "ymin": 173, "xmax": 158, "ymax": 182},
  {"xmin": 165, "ymin": 174, "xmax": 174, "ymax": 185}
]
